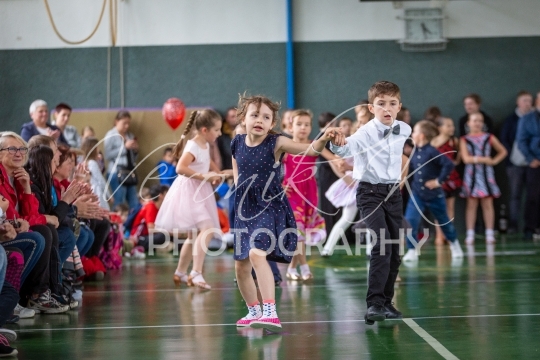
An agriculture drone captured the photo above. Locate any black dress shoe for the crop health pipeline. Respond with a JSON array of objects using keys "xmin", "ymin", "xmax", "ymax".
[
  {"xmin": 364, "ymin": 304, "xmax": 386, "ymax": 325},
  {"xmin": 384, "ymin": 303, "xmax": 402, "ymax": 319}
]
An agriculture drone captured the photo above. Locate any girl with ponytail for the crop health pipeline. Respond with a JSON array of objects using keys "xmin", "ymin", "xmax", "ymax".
[{"xmin": 155, "ymin": 109, "xmax": 226, "ymax": 289}]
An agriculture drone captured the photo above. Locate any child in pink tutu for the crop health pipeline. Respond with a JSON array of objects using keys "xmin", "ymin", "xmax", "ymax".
[
  {"xmin": 282, "ymin": 109, "xmax": 327, "ymax": 281},
  {"xmin": 155, "ymin": 110, "xmax": 225, "ymax": 290}
]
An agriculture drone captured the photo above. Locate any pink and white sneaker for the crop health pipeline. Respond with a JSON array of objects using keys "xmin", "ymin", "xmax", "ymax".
[
  {"xmin": 236, "ymin": 305, "xmax": 262, "ymax": 327},
  {"xmin": 250, "ymin": 316, "xmax": 282, "ymax": 331}
]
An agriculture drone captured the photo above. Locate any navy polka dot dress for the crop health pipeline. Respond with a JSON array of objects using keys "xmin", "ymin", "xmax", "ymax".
[{"xmin": 231, "ymin": 134, "xmax": 298, "ymax": 263}]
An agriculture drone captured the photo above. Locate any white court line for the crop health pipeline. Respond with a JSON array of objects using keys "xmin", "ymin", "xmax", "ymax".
[
  {"xmin": 82, "ymin": 277, "xmax": 540, "ymax": 294},
  {"xmin": 16, "ymin": 313, "xmax": 540, "ymax": 333},
  {"xmin": 403, "ymin": 318, "xmax": 459, "ymax": 360}
]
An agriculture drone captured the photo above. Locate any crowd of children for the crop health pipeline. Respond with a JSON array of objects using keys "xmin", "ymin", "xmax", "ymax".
[{"xmin": 1, "ymin": 83, "xmax": 537, "ymax": 353}]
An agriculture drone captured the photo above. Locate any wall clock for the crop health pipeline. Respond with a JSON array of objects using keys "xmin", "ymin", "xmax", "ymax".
[{"xmin": 399, "ymin": 7, "xmax": 447, "ymax": 52}]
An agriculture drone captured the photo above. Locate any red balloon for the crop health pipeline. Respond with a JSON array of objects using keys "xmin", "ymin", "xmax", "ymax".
[{"xmin": 162, "ymin": 98, "xmax": 186, "ymax": 130}]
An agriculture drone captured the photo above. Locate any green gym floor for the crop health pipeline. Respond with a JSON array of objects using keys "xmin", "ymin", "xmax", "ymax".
[{"xmin": 7, "ymin": 236, "xmax": 540, "ymax": 360}]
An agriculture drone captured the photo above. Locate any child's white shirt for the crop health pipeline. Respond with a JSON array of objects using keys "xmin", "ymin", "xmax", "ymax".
[{"xmin": 330, "ymin": 118, "xmax": 411, "ymax": 184}]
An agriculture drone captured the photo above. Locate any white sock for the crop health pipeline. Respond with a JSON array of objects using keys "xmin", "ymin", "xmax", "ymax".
[
  {"xmin": 262, "ymin": 301, "xmax": 277, "ymax": 318},
  {"xmin": 300, "ymin": 264, "xmax": 310, "ymax": 275},
  {"xmin": 245, "ymin": 302, "xmax": 262, "ymax": 319},
  {"xmin": 485, "ymin": 229, "xmax": 494, "ymax": 237},
  {"xmin": 466, "ymin": 229, "xmax": 475, "ymax": 238}
]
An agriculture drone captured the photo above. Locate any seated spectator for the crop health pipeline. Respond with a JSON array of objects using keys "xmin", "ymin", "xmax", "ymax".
[
  {"xmin": 0, "ymin": 132, "xmax": 67, "ymax": 314},
  {"xmin": 0, "ymin": 246, "xmax": 19, "ymax": 357},
  {"xmin": 500, "ymin": 91, "xmax": 533, "ymax": 234},
  {"xmin": 52, "ymin": 103, "xmax": 81, "ymax": 148},
  {"xmin": 20, "ymin": 100, "xmax": 68, "ymax": 145},
  {"xmin": 458, "ymin": 94, "xmax": 494, "ymax": 136},
  {"xmin": 129, "ymin": 185, "xmax": 169, "ymax": 253},
  {"xmin": 156, "ymin": 147, "xmax": 177, "ymax": 187}
]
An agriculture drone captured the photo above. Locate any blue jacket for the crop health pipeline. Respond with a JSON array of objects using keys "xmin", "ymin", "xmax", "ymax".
[
  {"xmin": 517, "ymin": 110, "xmax": 540, "ymax": 164},
  {"xmin": 409, "ymin": 144, "xmax": 454, "ymax": 200},
  {"xmin": 20, "ymin": 121, "xmax": 69, "ymax": 146},
  {"xmin": 156, "ymin": 160, "xmax": 177, "ymax": 187}
]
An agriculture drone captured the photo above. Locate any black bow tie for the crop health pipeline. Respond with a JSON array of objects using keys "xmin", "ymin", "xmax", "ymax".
[{"xmin": 383, "ymin": 124, "xmax": 400, "ymax": 137}]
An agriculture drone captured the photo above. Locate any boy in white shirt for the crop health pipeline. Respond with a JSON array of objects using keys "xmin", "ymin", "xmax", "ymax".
[{"xmin": 330, "ymin": 81, "xmax": 411, "ymax": 325}]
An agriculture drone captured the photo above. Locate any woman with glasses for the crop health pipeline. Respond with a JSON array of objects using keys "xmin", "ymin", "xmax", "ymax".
[{"xmin": 0, "ymin": 132, "xmax": 68, "ymax": 314}]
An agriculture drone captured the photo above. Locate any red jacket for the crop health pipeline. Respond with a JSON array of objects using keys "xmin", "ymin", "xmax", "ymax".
[{"xmin": 0, "ymin": 163, "xmax": 47, "ymax": 226}]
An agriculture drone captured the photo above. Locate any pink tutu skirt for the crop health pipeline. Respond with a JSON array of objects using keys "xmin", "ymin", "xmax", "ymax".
[
  {"xmin": 325, "ymin": 172, "xmax": 358, "ymax": 208},
  {"xmin": 155, "ymin": 175, "xmax": 220, "ymax": 235}
]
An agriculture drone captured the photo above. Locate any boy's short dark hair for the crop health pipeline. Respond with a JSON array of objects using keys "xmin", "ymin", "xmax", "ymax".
[
  {"xmin": 416, "ymin": 120, "xmax": 439, "ymax": 141},
  {"xmin": 55, "ymin": 103, "xmax": 72, "ymax": 113},
  {"xmin": 338, "ymin": 117, "xmax": 353, "ymax": 126},
  {"xmin": 516, "ymin": 90, "xmax": 532, "ymax": 99},
  {"xmin": 318, "ymin": 112, "xmax": 336, "ymax": 128},
  {"xmin": 149, "ymin": 184, "xmax": 169, "ymax": 199},
  {"xmin": 163, "ymin": 147, "xmax": 173, "ymax": 155},
  {"xmin": 368, "ymin": 81, "xmax": 401, "ymax": 104},
  {"xmin": 464, "ymin": 93, "xmax": 482, "ymax": 105}
]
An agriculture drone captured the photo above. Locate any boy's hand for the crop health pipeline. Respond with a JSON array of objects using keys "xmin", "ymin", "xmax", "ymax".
[
  {"xmin": 424, "ymin": 179, "xmax": 440, "ymax": 189},
  {"xmin": 323, "ymin": 127, "xmax": 346, "ymax": 146}
]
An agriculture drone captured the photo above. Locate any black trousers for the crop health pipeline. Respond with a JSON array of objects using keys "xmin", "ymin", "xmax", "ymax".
[
  {"xmin": 357, "ymin": 183, "xmax": 402, "ymax": 307},
  {"xmin": 137, "ymin": 232, "xmax": 167, "ymax": 252},
  {"xmin": 525, "ymin": 167, "xmax": 540, "ymax": 233},
  {"xmin": 20, "ymin": 225, "xmax": 60, "ymax": 299},
  {"xmin": 88, "ymin": 219, "xmax": 111, "ymax": 257}
]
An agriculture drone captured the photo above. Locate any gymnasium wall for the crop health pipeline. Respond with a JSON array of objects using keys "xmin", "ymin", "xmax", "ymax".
[{"xmin": 1, "ymin": 0, "xmax": 540, "ymax": 232}]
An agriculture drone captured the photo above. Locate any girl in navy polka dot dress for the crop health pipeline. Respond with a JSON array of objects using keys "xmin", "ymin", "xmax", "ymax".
[{"xmin": 232, "ymin": 95, "xmax": 344, "ymax": 331}]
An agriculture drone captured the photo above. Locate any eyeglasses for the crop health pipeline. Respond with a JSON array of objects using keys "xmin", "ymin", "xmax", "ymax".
[{"xmin": 0, "ymin": 147, "xmax": 29, "ymax": 155}]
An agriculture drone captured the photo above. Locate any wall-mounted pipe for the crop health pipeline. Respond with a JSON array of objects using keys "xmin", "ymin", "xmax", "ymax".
[{"xmin": 286, "ymin": 0, "xmax": 295, "ymax": 109}]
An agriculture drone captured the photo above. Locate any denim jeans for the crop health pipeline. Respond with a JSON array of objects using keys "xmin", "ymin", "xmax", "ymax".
[
  {"xmin": 506, "ymin": 165, "xmax": 527, "ymax": 230},
  {"xmin": 0, "ymin": 246, "xmax": 6, "ymax": 291},
  {"xmin": 56, "ymin": 226, "xmax": 77, "ymax": 266},
  {"xmin": 0, "ymin": 281, "xmax": 18, "ymax": 327},
  {"xmin": 77, "ymin": 225, "xmax": 95, "ymax": 257},
  {"xmin": 405, "ymin": 193, "xmax": 457, "ymax": 250},
  {"xmin": 108, "ymin": 172, "xmax": 139, "ymax": 209},
  {"xmin": 1, "ymin": 231, "xmax": 46, "ymax": 284}
]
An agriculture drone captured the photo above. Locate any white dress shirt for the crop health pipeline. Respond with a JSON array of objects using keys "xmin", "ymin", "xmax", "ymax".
[{"xmin": 330, "ymin": 118, "xmax": 411, "ymax": 184}]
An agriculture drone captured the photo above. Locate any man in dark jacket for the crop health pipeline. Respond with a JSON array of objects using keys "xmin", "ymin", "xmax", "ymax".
[
  {"xmin": 458, "ymin": 93, "xmax": 495, "ymax": 136},
  {"xmin": 20, "ymin": 100, "xmax": 68, "ymax": 146},
  {"xmin": 517, "ymin": 92, "xmax": 540, "ymax": 239},
  {"xmin": 500, "ymin": 91, "xmax": 533, "ymax": 233}
]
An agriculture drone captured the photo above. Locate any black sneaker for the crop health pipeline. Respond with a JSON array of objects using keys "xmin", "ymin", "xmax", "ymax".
[
  {"xmin": 0, "ymin": 334, "xmax": 17, "ymax": 358},
  {"xmin": 384, "ymin": 303, "xmax": 403, "ymax": 319},
  {"xmin": 27, "ymin": 289, "xmax": 69, "ymax": 314},
  {"xmin": 364, "ymin": 304, "xmax": 386, "ymax": 325},
  {"xmin": 51, "ymin": 293, "xmax": 79, "ymax": 310}
]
